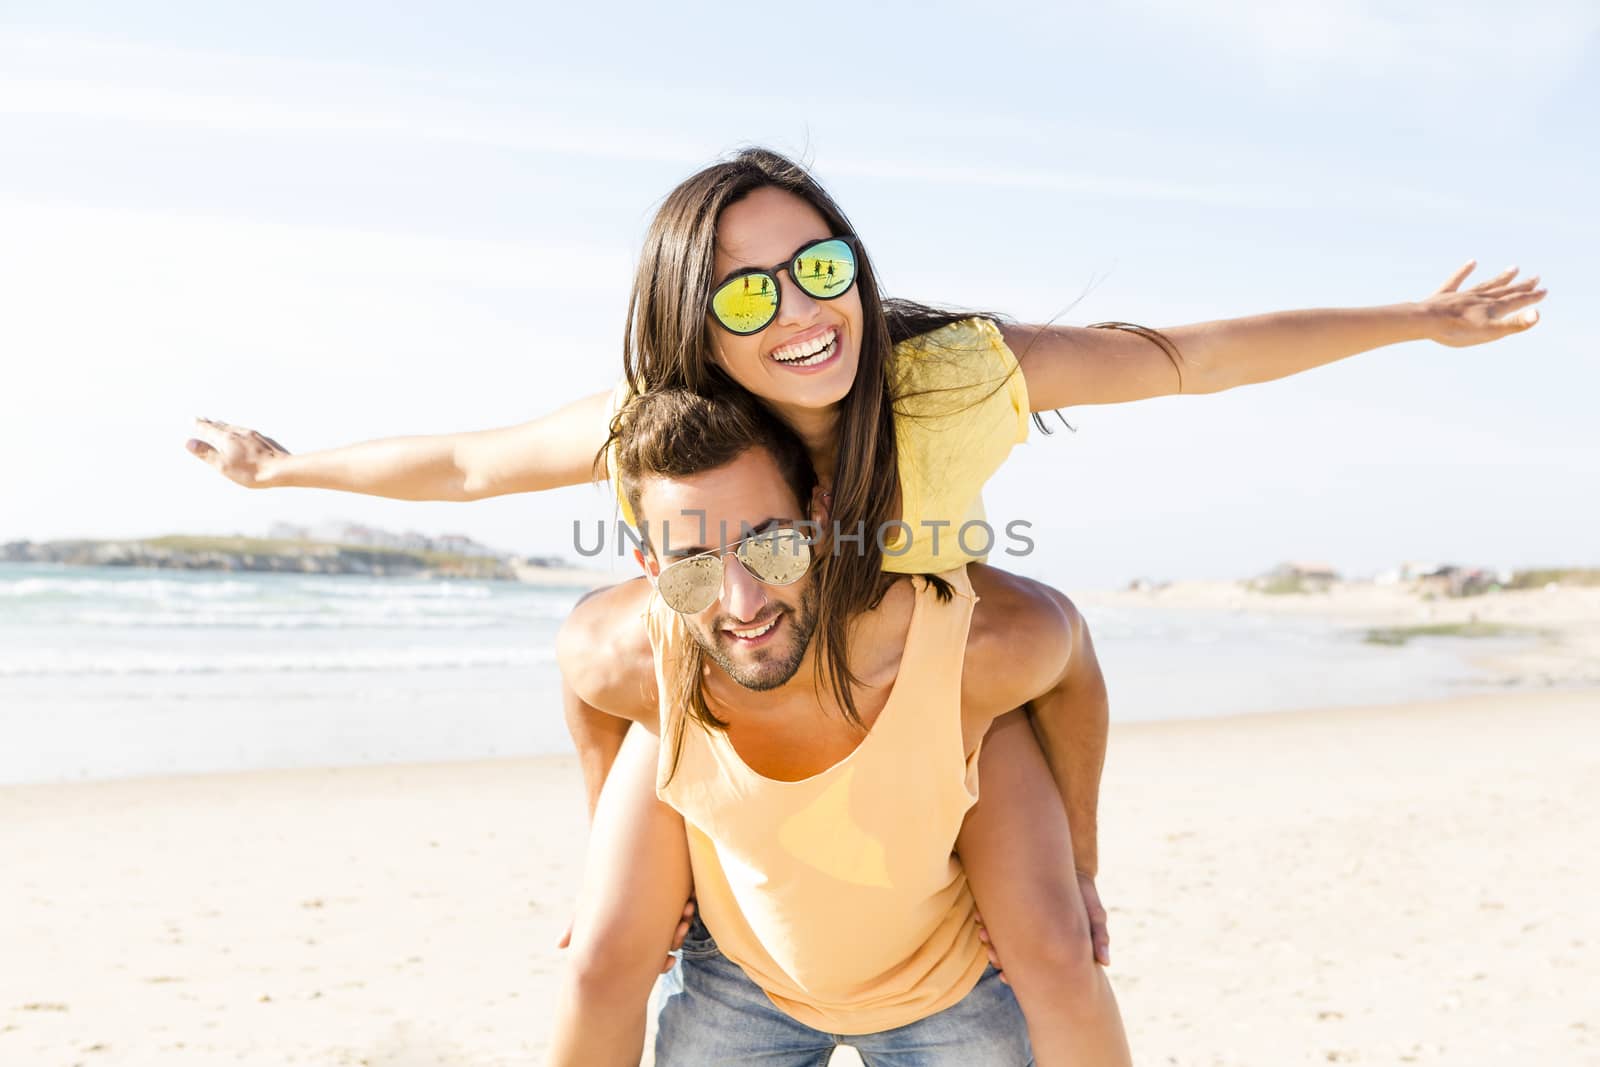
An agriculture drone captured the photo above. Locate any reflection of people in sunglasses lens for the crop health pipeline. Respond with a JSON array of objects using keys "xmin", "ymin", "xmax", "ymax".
[{"xmin": 187, "ymin": 145, "xmax": 1545, "ymax": 1066}]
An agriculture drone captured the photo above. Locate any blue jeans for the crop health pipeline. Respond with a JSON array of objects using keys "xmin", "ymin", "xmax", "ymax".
[{"xmin": 653, "ymin": 915, "xmax": 1034, "ymax": 1066}]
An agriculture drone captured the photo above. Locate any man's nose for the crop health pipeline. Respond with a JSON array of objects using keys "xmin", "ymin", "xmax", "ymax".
[{"xmin": 720, "ymin": 554, "xmax": 768, "ymax": 623}]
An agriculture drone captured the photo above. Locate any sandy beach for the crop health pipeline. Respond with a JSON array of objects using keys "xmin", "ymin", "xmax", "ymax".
[{"xmin": 4, "ymin": 684, "xmax": 1597, "ymax": 1066}]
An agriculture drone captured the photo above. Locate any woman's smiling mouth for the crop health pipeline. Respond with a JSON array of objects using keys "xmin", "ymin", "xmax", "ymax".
[{"xmin": 769, "ymin": 327, "xmax": 839, "ymax": 369}]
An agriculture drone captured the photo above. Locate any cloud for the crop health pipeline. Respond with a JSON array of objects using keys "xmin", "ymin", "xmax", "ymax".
[
  {"xmin": 1125, "ymin": 0, "xmax": 1600, "ymax": 94},
  {"xmin": 0, "ymin": 74, "xmax": 713, "ymax": 166},
  {"xmin": 824, "ymin": 152, "xmax": 1487, "ymax": 218},
  {"xmin": 0, "ymin": 196, "xmax": 632, "ymax": 402},
  {"xmin": 0, "ymin": 28, "xmax": 1480, "ymax": 217},
  {"xmin": 0, "ymin": 197, "xmax": 633, "ymax": 297},
  {"xmin": 0, "ymin": 65, "xmax": 1268, "ymax": 208},
  {"xmin": 0, "ymin": 30, "xmax": 720, "ymax": 166}
]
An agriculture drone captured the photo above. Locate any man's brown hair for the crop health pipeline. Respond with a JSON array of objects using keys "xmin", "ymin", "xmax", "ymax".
[{"xmin": 615, "ymin": 388, "xmax": 816, "ymax": 542}]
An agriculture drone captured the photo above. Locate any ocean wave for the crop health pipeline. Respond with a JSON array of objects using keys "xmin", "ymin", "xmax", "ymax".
[
  {"xmin": 0, "ymin": 644, "xmax": 558, "ymax": 677},
  {"xmin": 0, "ymin": 573, "xmax": 580, "ymax": 628},
  {"xmin": 0, "ymin": 574, "xmax": 514, "ymax": 602},
  {"xmin": 0, "ymin": 576, "xmax": 260, "ymax": 600},
  {"xmin": 282, "ymin": 579, "xmax": 498, "ymax": 600},
  {"xmin": 59, "ymin": 609, "xmax": 552, "ymax": 630}
]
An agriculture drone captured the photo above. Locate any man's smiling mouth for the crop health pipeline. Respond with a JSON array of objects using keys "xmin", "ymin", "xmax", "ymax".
[{"xmin": 726, "ymin": 613, "xmax": 782, "ymax": 643}]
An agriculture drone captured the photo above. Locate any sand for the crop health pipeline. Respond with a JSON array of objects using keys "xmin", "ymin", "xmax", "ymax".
[{"xmin": 3, "ymin": 687, "xmax": 1597, "ymax": 1066}]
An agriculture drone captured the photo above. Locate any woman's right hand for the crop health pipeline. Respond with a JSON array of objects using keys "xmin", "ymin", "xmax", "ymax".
[
  {"xmin": 185, "ymin": 417, "xmax": 291, "ymax": 489},
  {"xmin": 182, "ymin": 390, "xmax": 613, "ymax": 500}
]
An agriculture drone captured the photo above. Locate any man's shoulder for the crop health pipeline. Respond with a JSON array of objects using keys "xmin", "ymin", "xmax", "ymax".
[
  {"xmin": 557, "ymin": 577, "xmax": 657, "ymax": 719},
  {"xmin": 569, "ymin": 574, "xmax": 654, "ymax": 616},
  {"xmin": 965, "ymin": 565, "xmax": 1076, "ymax": 654},
  {"xmin": 962, "ymin": 565, "xmax": 1078, "ymax": 712}
]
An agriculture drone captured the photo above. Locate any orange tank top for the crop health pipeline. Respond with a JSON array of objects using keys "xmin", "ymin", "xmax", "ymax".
[{"xmin": 646, "ymin": 567, "xmax": 989, "ymax": 1034}]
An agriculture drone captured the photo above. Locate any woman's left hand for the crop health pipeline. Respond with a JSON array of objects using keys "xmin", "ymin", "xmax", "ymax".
[{"xmin": 1420, "ymin": 261, "xmax": 1547, "ymax": 348}]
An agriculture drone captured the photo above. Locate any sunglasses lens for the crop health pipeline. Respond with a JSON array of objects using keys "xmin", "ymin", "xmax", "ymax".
[
  {"xmin": 792, "ymin": 239, "xmax": 856, "ymax": 301},
  {"xmin": 737, "ymin": 529, "xmax": 811, "ymax": 586},
  {"xmin": 711, "ymin": 273, "xmax": 779, "ymax": 334},
  {"xmin": 657, "ymin": 554, "xmax": 723, "ymax": 614}
]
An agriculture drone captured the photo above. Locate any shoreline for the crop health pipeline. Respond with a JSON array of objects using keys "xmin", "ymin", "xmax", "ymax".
[
  {"xmin": 1079, "ymin": 579, "xmax": 1600, "ymax": 690},
  {"xmin": 4, "ymin": 683, "xmax": 1597, "ymax": 792}
]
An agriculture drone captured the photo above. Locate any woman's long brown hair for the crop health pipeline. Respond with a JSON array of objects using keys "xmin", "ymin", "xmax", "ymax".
[{"xmin": 598, "ymin": 147, "xmax": 1179, "ymax": 731}]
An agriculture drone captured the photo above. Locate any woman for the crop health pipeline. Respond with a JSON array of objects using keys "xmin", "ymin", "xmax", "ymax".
[{"xmin": 186, "ymin": 149, "xmax": 1544, "ymax": 1064}]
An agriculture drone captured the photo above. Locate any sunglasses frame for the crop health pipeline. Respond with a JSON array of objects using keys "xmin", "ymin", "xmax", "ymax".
[
  {"xmin": 651, "ymin": 526, "xmax": 813, "ymax": 615},
  {"xmin": 708, "ymin": 235, "xmax": 861, "ymax": 336}
]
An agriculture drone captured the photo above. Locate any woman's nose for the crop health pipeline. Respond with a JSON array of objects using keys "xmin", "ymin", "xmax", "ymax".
[{"xmin": 774, "ymin": 269, "xmax": 821, "ymax": 327}]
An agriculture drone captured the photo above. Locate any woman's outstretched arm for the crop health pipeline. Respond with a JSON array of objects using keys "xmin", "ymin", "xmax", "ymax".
[
  {"xmin": 184, "ymin": 388, "xmax": 614, "ymax": 500},
  {"xmin": 1008, "ymin": 261, "xmax": 1547, "ymax": 408}
]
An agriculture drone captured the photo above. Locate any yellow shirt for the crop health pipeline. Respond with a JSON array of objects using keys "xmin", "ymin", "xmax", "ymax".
[{"xmin": 608, "ymin": 317, "xmax": 1031, "ymax": 574}]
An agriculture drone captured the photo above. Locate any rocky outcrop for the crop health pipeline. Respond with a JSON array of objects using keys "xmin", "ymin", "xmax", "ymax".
[{"xmin": 2, "ymin": 538, "xmax": 525, "ymax": 580}]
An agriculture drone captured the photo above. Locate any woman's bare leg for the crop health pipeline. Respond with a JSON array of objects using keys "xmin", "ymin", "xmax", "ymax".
[
  {"xmin": 956, "ymin": 709, "xmax": 1132, "ymax": 1067},
  {"xmin": 546, "ymin": 723, "xmax": 694, "ymax": 1067}
]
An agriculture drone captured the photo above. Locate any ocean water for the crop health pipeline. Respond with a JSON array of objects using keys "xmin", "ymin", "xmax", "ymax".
[
  {"xmin": 0, "ymin": 563, "xmax": 1522, "ymax": 785},
  {"xmin": 0, "ymin": 562, "xmax": 584, "ymax": 785}
]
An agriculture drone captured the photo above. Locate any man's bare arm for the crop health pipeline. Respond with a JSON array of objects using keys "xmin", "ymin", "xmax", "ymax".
[
  {"xmin": 962, "ymin": 567, "xmax": 1122, "ymax": 986},
  {"xmin": 563, "ymin": 679, "xmax": 633, "ymax": 821},
  {"xmin": 1023, "ymin": 598, "xmax": 1108, "ymax": 878},
  {"xmin": 555, "ymin": 578, "xmax": 660, "ymax": 821},
  {"xmin": 963, "ymin": 566, "xmax": 1106, "ymax": 876}
]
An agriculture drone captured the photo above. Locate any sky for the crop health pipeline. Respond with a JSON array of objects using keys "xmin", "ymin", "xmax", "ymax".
[{"xmin": 1, "ymin": 1, "xmax": 1596, "ymax": 592}]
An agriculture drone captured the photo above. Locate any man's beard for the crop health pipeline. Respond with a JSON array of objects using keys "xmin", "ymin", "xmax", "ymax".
[{"xmin": 694, "ymin": 581, "xmax": 819, "ymax": 692}]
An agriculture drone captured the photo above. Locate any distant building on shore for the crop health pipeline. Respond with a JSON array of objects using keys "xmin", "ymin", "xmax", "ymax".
[
  {"xmin": 1374, "ymin": 560, "xmax": 1446, "ymax": 585},
  {"xmin": 1250, "ymin": 561, "xmax": 1341, "ymax": 594},
  {"xmin": 435, "ymin": 533, "xmax": 497, "ymax": 558},
  {"xmin": 1413, "ymin": 564, "xmax": 1508, "ymax": 599},
  {"xmin": 1279, "ymin": 561, "xmax": 1339, "ymax": 583}
]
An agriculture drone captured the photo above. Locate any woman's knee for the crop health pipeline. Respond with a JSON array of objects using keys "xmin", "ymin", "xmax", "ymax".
[
  {"xmin": 565, "ymin": 915, "xmax": 673, "ymax": 998},
  {"xmin": 993, "ymin": 892, "xmax": 1099, "ymax": 996}
]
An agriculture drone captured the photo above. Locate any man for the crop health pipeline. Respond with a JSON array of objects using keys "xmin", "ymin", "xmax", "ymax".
[{"xmin": 550, "ymin": 388, "xmax": 1129, "ymax": 1066}]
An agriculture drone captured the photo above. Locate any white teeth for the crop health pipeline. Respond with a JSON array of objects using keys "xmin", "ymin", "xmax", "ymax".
[
  {"xmin": 771, "ymin": 330, "xmax": 837, "ymax": 365},
  {"xmin": 773, "ymin": 339, "xmax": 835, "ymax": 367},
  {"xmin": 730, "ymin": 617, "xmax": 778, "ymax": 639}
]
